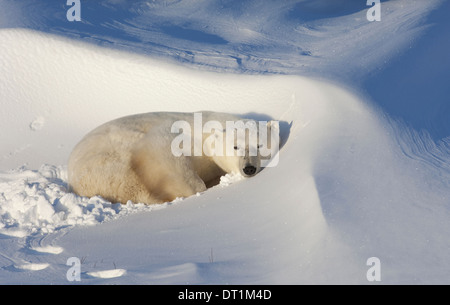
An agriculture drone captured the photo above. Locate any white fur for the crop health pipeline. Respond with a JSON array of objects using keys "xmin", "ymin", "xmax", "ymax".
[{"xmin": 68, "ymin": 112, "xmax": 267, "ymax": 204}]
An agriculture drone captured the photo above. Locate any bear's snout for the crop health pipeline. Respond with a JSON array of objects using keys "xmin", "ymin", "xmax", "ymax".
[{"xmin": 243, "ymin": 165, "xmax": 257, "ymax": 176}]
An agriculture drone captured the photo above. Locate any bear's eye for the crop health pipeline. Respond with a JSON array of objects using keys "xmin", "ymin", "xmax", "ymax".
[
  {"xmin": 257, "ymin": 144, "xmax": 263, "ymax": 149},
  {"xmin": 234, "ymin": 146, "xmax": 238, "ymax": 150}
]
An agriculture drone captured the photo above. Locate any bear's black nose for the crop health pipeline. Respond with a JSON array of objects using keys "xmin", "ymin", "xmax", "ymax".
[{"xmin": 243, "ymin": 165, "xmax": 257, "ymax": 176}]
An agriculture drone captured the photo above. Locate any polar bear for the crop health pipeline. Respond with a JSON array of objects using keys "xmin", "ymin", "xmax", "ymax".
[{"xmin": 68, "ymin": 111, "xmax": 277, "ymax": 204}]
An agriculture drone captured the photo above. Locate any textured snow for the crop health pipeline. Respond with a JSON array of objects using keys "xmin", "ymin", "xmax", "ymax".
[{"xmin": 0, "ymin": 0, "xmax": 449, "ymax": 284}]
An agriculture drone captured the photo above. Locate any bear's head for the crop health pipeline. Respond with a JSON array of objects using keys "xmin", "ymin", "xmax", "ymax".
[{"xmin": 206, "ymin": 120, "xmax": 278, "ymax": 177}]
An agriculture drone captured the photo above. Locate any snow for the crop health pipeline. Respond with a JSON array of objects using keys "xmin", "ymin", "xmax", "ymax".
[
  {"xmin": 1, "ymin": 0, "xmax": 450, "ymax": 284},
  {"xmin": 86, "ymin": 269, "xmax": 127, "ymax": 279},
  {"xmin": 0, "ymin": 164, "xmax": 155, "ymax": 236}
]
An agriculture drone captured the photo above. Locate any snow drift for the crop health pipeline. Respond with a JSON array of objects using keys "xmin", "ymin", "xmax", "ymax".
[{"xmin": 1, "ymin": 0, "xmax": 450, "ymax": 284}]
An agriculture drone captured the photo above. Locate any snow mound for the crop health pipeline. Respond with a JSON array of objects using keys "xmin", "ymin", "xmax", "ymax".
[
  {"xmin": 14, "ymin": 262, "xmax": 49, "ymax": 271},
  {"xmin": 1, "ymin": 20, "xmax": 449, "ymax": 284},
  {"xmin": 87, "ymin": 269, "xmax": 127, "ymax": 279},
  {"xmin": 219, "ymin": 173, "xmax": 244, "ymax": 187}
]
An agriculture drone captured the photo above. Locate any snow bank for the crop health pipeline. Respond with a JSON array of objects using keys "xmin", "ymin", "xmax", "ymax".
[
  {"xmin": 1, "ymin": 0, "xmax": 449, "ymax": 283},
  {"xmin": 0, "ymin": 29, "xmax": 365, "ymax": 284}
]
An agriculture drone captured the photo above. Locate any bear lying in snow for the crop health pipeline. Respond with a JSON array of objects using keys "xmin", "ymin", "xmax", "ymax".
[{"xmin": 68, "ymin": 111, "xmax": 278, "ymax": 204}]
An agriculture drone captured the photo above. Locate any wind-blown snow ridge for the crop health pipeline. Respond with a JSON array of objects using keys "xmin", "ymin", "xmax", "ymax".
[{"xmin": 0, "ymin": 0, "xmax": 449, "ymax": 284}]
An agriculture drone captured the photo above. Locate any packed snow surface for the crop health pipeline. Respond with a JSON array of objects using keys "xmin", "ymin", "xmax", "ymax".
[{"xmin": 0, "ymin": 0, "xmax": 449, "ymax": 284}]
